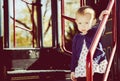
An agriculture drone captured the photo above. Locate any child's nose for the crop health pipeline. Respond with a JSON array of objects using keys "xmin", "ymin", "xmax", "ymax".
[{"xmin": 82, "ymin": 26, "xmax": 87, "ymax": 29}]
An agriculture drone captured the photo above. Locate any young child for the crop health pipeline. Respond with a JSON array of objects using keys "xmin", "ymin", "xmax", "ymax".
[{"xmin": 70, "ymin": 6, "xmax": 109, "ymax": 81}]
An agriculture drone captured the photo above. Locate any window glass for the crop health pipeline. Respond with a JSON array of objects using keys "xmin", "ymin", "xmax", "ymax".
[
  {"xmin": 0, "ymin": 0, "xmax": 3, "ymax": 36},
  {"xmin": 9, "ymin": 0, "xmax": 37, "ymax": 48},
  {"xmin": 41, "ymin": 0, "xmax": 52, "ymax": 47}
]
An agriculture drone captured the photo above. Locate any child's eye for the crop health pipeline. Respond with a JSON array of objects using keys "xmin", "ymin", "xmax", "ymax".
[
  {"xmin": 85, "ymin": 22, "xmax": 88, "ymax": 24},
  {"xmin": 78, "ymin": 22, "xmax": 81, "ymax": 24}
]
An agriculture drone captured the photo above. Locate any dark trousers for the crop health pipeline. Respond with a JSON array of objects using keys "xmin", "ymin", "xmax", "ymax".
[{"xmin": 77, "ymin": 73, "xmax": 104, "ymax": 81}]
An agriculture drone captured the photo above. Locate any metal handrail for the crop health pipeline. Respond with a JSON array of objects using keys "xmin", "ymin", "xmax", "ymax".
[
  {"xmin": 103, "ymin": 0, "xmax": 117, "ymax": 81},
  {"xmin": 86, "ymin": 0, "xmax": 116, "ymax": 81}
]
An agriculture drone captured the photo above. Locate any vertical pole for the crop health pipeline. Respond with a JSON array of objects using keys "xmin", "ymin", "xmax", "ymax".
[
  {"xmin": 61, "ymin": 0, "xmax": 65, "ymax": 50},
  {"xmin": 32, "ymin": 1, "xmax": 35, "ymax": 47},
  {"xmin": 4, "ymin": 0, "xmax": 9, "ymax": 48},
  {"xmin": 80, "ymin": 0, "xmax": 85, "ymax": 7},
  {"xmin": 112, "ymin": 0, "xmax": 117, "ymax": 43},
  {"xmin": 13, "ymin": 0, "xmax": 16, "ymax": 47},
  {"xmin": 80, "ymin": 0, "xmax": 82, "ymax": 7},
  {"xmin": 0, "ymin": 0, "xmax": 1, "ymax": 36},
  {"xmin": 116, "ymin": 0, "xmax": 120, "ymax": 80},
  {"xmin": 36, "ymin": 0, "xmax": 43, "ymax": 48},
  {"xmin": 51, "ymin": 0, "xmax": 58, "ymax": 48}
]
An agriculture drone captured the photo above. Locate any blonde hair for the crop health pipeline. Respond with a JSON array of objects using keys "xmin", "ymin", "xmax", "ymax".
[{"xmin": 76, "ymin": 6, "xmax": 95, "ymax": 18}]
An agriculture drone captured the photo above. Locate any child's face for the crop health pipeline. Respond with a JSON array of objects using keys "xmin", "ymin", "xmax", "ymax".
[{"xmin": 75, "ymin": 13, "xmax": 94, "ymax": 34}]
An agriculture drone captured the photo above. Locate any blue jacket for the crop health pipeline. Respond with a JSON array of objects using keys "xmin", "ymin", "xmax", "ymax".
[{"xmin": 71, "ymin": 24, "xmax": 107, "ymax": 72}]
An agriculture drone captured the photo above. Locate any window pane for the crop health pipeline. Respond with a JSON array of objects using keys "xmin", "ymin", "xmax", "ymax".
[
  {"xmin": 0, "ymin": 0, "xmax": 3, "ymax": 36},
  {"xmin": 41, "ymin": 0, "xmax": 52, "ymax": 47},
  {"xmin": 9, "ymin": 0, "xmax": 38, "ymax": 48}
]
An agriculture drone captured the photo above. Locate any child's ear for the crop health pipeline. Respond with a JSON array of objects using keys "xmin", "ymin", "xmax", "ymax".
[{"xmin": 92, "ymin": 19, "xmax": 97, "ymax": 26}]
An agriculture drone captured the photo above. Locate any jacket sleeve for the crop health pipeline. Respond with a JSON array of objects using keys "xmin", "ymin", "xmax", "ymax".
[{"xmin": 71, "ymin": 35, "xmax": 78, "ymax": 72}]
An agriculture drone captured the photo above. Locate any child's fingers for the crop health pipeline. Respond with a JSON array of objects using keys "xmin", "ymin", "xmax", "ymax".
[
  {"xmin": 71, "ymin": 75, "xmax": 75, "ymax": 81},
  {"xmin": 70, "ymin": 72, "xmax": 76, "ymax": 81},
  {"xmin": 102, "ymin": 10, "xmax": 110, "ymax": 15},
  {"xmin": 99, "ymin": 10, "xmax": 110, "ymax": 20}
]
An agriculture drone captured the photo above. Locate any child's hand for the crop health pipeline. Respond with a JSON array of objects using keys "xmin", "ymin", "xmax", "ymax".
[
  {"xmin": 99, "ymin": 10, "xmax": 110, "ymax": 20},
  {"xmin": 70, "ymin": 72, "xmax": 77, "ymax": 81}
]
